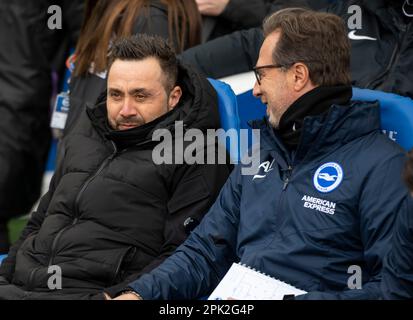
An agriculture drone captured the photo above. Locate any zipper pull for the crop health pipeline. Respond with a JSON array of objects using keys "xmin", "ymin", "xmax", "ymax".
[
  {"xmin": 110, "ymin": 140, "xmax": 118, "ymax": 158},
  {"xmin": 282, "ymin": 178, "xmax": 289, "ymax": 190},
  {"xmin": 282, "ymin": 165, "xmax": 293, "ymax": 191}
]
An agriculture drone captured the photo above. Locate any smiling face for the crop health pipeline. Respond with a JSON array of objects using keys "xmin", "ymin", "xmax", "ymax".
[
  {"xmin": 252, "ymin": 30, "xmax": 316, "ymax": 128},
  {"xmin": 106, "ymin": 57, "xmax": 182, "ymax": 130},
  {"xmin": 252, "ymin": 31, "xmax": 297, "ymax": 128}
]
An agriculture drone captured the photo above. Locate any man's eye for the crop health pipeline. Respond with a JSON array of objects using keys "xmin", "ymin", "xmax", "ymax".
[
  {"xmin": 135, "ymin": 94, "xmax": 146, "ymax": 100},
  {"xmin": 111, "ymin": 92, "xmax": 121, "ymax": 98}
]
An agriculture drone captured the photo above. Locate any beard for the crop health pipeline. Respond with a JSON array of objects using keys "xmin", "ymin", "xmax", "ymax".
[
  {"xmin": 267, "ymin": 106, "xmax": 281, "ymax": 129},
  {"xmin": 110, "ymin": 115, "xmax": 145, "ymax": 130}
]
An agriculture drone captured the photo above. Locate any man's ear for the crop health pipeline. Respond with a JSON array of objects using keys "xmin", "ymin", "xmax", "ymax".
[
  {"xmin": 291, "ymin": 63, "xmax": 311, "ymax": 92},
  {"xmin": 168, "ymin": 86, "xmax": 182, "ymax": 110}
]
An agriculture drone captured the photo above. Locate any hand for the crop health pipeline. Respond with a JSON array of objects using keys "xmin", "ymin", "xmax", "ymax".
[
  {"xmin": 196, "ymin": 0, "xmax": 230, "ymax": 16},
  {"xmin": 113, "ymin": 293, "xmax": 141, "ymax": 300}
]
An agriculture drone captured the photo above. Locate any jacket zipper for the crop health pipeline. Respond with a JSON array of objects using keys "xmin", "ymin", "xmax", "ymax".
[
  {"xmin": 47, "ymin": 141, "xmax": 118, "ymax": 268},
  {"xmin": 282, "ymin": 165, "xmax": 293, "ymax": 191},
  {"xmin": 271, "ymin": 164, "xmax": 294, "ymax": 238}
]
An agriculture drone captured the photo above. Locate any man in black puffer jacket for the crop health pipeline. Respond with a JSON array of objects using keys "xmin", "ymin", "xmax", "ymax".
[{"xmin": 0, "ymin": 35, "xmax": 231, "ymax": 300}]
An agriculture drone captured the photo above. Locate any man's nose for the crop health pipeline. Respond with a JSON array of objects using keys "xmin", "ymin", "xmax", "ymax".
[
  {"xmin": 252, "ymin": 81, "xmax": 261, "ymax": 98},
  {"xmin": 119, "ymin": 98, "xmax": 137, "ymax": 117}
]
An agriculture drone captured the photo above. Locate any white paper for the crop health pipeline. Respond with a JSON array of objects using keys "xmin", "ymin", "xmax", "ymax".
[{"xmin": 208, "ymin": 263, "xmax": 307, "ymax": 300}]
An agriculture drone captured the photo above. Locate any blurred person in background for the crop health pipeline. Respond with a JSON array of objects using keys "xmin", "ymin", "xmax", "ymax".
[
  {"xmin": 0, "ymin": 0, "xmax": 84, "ymax": 254},
  {"xmin": 196, "ymin": 0, "xmax": 332, "ymax": 42}
]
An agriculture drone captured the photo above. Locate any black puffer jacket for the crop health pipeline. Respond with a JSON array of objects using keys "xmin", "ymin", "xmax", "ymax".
[
  {"xmin": 0, "ymin": 63, "xmax": 231, "ymax": 299},
  {"xmin": 181, "ymin": 0, "xmax": 413, "ymax": 99}
]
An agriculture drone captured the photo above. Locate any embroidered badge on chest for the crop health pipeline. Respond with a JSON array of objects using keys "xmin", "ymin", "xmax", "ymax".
[{"xmin": 313, "ymin": 162, "xmax": 343, "ymax": 193}]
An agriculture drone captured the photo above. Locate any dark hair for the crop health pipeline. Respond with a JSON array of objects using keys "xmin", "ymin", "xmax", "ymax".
[
  {"xmin": 107, "ymin": 34, "xmax": 178, "ymax": 92},
  {"xmin": 263, "ymin": 8, "xmax": 351, "ymax": 86},
  {"xmin": 404, "ymin": 149, "xmax": 413, "ymax": 192},
  {"xmin": 74, "ymin": 0, "xmax": 201, "ymax": 77}
]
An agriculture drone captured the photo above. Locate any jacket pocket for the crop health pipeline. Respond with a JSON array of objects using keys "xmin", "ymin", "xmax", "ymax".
[{"xmin": 110, "ymin": 246, "xmax": 137, "ymax": 286}]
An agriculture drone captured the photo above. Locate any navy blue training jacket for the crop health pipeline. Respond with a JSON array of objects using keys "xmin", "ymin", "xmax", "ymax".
[{"xmin": 128, "ymin": 100, "xmax": 408, "ymax": 300}]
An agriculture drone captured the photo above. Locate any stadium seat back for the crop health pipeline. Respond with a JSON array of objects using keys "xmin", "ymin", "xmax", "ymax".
[
  {"xmin": 352, "ymin": 87, "xmax": 413, "ymax": 150},
  {"xmin": 208, "ymin": 78, "xmax": 241, "ymax": 162}
]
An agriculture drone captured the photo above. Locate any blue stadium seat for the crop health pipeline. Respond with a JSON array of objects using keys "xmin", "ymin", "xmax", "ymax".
[
  {"xmin": 352, "ymin": 87, "xmax": 413, "ymax": 150},
  {"xmin": 208, "ymin": 78, "xmax": 241, "ymax": 162},
  {"xmin": 0, "ymin": 254, "xmax": 6, "ymax": 265}
]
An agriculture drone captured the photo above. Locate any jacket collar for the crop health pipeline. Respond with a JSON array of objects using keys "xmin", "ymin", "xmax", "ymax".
[{"xmin": 277, "ymin": 85, "xmax": 352, "ymax": 151}]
